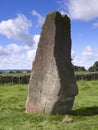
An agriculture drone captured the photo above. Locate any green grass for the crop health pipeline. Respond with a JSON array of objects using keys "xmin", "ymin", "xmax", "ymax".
[{"xmin": 0, "ymin": 81, "xmax": 98, "ymax": 130}]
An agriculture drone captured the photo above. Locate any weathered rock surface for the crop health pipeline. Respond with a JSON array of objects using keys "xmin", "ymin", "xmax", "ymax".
[{"xmin": 26, "ymin": 12, "xmax": 78, "ymax": 114}]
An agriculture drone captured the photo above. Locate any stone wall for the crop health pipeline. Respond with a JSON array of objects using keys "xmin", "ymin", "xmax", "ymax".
[{"xmin": 0, "ymin": 73, "xmax": 98, "ymax": 84}]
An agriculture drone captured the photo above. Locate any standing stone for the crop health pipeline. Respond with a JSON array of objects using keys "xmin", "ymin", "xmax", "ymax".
[{"xmin": 26, "ymin": 12, "xmax": 78, "ymax": 114}]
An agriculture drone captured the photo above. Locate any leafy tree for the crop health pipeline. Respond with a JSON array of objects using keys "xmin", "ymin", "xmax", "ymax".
[
  {"xmin": 88, "ymin": 61, "xmax": 98, "ymax": 72},
  {"xmin": 73, "ymin": 65, "xmax": 86, "ymax": 71}
]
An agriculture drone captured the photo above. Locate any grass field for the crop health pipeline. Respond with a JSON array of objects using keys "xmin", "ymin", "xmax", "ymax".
[{"xmin": 0, "ymin": 81, "xmax": 98, "ymax": 130}]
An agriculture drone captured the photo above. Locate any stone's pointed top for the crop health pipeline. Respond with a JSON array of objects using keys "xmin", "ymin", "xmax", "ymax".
[
  {"xmin": 62, "ymin": 13, "xmax": 69, "ymax": 17},
  {"xmin": 43, "ymin": 11, "xmax": 70, "ymax": 31},
  {"xmin": 44, "ymin": 11, "xmax": 61, "ymax": 22},
  {"xmin": 62, "ymin": 14, "xmax": 70, "ymax": 22},
  {"xmin": 43, "ymin": 11, "xmax": 70, "ymax": 26},
  {"xmin": 47, "ymin": 11, "xmax": 61, "ymax": 16},
  {"xmin": 46, "ymin": 11, "xmax": 70, "ymax": 19}
]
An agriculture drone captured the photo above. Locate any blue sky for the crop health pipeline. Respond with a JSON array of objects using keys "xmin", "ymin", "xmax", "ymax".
[{"xmin": 0, "ymin": 0, "xmax": 98, "ymax": 70}]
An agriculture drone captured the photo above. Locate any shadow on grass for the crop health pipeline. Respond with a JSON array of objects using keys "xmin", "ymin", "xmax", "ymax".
[{"xmin": 70, "ymin": 106, "xmax": 98, "ymax": 116}]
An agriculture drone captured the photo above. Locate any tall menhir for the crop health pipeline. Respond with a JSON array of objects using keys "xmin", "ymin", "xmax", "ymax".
[{"xmin": 26, "ymin": 12, "xmax": 78, "ymax": 114}]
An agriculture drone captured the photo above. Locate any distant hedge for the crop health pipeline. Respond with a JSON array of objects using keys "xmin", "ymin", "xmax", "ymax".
[
  {"xmin": 75, "ymin": 73, "xmax": 98, "ymax": 81},
  {"xmin": 0, "ymin": 75, "xmax": 30, "ymax": 84},
  {"xmin": 0, "ymin": 73, "xmax": 98, "ymax": 84}
]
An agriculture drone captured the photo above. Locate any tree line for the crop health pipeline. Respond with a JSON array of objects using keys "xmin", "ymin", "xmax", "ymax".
[{"xmin": 73, "ymin": 61, "xmax": 98, "ymax": 72}]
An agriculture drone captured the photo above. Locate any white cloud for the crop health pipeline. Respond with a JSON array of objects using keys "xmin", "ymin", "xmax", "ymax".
[
  {"xmin": 6, "ymin": 44, "xmax": 24, "ymax": 54},
  {"xmin": 81, "ymin": 45, "xmax": 93, "ymax": 59},
  {"xmin": 59, "ymin": 0, "xmax": 98, "ymax": 21},
  {"xmin": 0, "ymin": 42, "xmax": 98, "ymax": 70},
  {"xmin": 72, "ymin": 45, "xmax": 98, "ymax": 69},
  {"xmin": 0, "ymin": 44, "xmax": 34, "ymax": 70},
  {"xmin": 0, "ymin": 45, "xmax": 10, "ymax": 56},
  {"xmin": 32, "ymin": 10, "xmax": 45, "ymax": 26},
  {"xmin": 0, "ymin": 35, "xmax": 40, "ymax": 70},
  {"xmin": 71, "ymin": 50, "xmax": 76, "ymax": 59},
  {"xmin": 33, "ymin": 35, "xmax": 40, "ymax": 49},
  {"xmin": 0, "ymin": 14, "xmax": 33, "ymax": 46},
  {"xmin": 93, "ymin": 22, "xmax": 98, "ymax": 27},
  {"xmin": 27, "ymin": 35, "xmax": 40, "ymax": 62}
]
